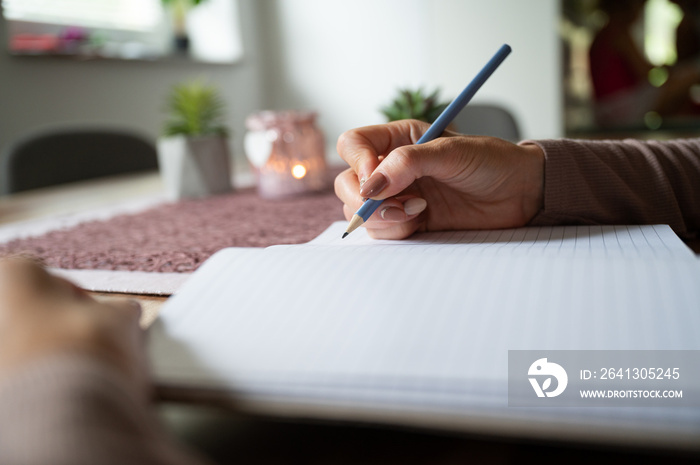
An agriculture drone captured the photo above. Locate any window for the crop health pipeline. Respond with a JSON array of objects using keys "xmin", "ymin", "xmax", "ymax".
[
  {"xmin": 3, "ymin": 0, "xmax": 162, "ymax": 32},
  {"xmin": 2, "ymin": 0, "xmax": 243, "ymax": 63}
]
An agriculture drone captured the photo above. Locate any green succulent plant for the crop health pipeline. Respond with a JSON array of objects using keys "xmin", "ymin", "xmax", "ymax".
[
  {"xmin": 161, "ymin": 0, "xmax": 206, "ymax": 9},
  {"xmin": 161, "ymin": 0, "xmax": 207, "ymax": 36},
  {"xmin": 380, "ymin": 87, "xmax": 449, "ymax": 123},
  {"xmin": 163, "ymin": 79, "xmax": 228, "ymax": 137}
]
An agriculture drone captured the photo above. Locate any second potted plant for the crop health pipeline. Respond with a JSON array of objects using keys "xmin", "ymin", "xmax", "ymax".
[
  {"xmin": 380, "ymin": 87, "xmax": 449, "ymax": 123},
  {"xmin": 157, "ymin": 79, "xmax": 232, "ymax": 200}
]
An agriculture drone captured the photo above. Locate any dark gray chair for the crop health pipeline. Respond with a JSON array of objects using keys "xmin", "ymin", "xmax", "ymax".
[
  {"xmin": 451, "ymin": 104, "xmax": 521, "ymax": 142},
  {"xmin": 1, "ymin": 127, "xmax": 158, "ymax": 195}
]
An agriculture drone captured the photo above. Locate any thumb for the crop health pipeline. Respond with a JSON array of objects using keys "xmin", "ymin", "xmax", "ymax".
[{"xmin": 359, "ymin": 137, "xmax": 463, "ymax": 199}]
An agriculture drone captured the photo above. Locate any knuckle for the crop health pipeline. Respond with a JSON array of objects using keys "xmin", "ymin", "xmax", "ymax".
[
  {"xmin": 386, "ymin": 146, "xmax": 416, "ymax": 173},
  {"xmin": 336, "ymin": 129, "xmax": 357, "ymax": 154},
  {"xmin": 333, "ymin": 169, "xmax": 353, "ymax": 198}
]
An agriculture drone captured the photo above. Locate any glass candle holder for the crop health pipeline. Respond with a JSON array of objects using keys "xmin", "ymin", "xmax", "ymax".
[{"xmin": 244, "ymin": 110, "xmax": 328, "ymax": 199}]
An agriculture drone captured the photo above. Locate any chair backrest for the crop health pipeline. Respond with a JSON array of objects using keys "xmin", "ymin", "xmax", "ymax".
[
  {"xmin": 451, "ymin": 104, "xmax": 521, "ymax": 142},
  {"xmin": 1, "ymin": 128, "xmax": 158, "ymax": 195}
]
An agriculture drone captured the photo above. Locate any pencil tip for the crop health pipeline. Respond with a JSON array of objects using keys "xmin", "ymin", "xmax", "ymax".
[{"xmin": 342, "ymin": 232, "xmax": 349, "ymax": 239}]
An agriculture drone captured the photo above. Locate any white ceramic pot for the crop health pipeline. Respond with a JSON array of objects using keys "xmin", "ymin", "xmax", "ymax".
[{"xmin": 157, "ymin": 135, "xmax": 232, "ymax": 200}]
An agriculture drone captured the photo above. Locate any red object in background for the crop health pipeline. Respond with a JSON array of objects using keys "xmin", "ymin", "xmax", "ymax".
[
  {"xmin": 10, "ymin": 34, "xmax": 60, "ymax": 53},
  {"xmin": 588, "ymin": 27, "xmax": 641, "ymax": 100}
]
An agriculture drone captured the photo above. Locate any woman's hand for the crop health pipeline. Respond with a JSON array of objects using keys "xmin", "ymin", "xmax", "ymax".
[
  {"xmin": 0, "ymin": 258, "xmax": 147, "ymax": 389},
  {"xmin": 334, "ymin": 119, "xmax": 545, "ymax": 239}
]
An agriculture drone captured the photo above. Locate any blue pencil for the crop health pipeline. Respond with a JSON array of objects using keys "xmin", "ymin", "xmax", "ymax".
[{"xmin": 342, "ymin": 43, "xmax": 512, "ymax": 238}]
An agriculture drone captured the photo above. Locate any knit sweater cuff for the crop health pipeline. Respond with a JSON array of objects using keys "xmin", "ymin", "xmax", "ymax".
[{"xmin": 519, "ymin": 138, "xmax": 700, "ymax": 238}]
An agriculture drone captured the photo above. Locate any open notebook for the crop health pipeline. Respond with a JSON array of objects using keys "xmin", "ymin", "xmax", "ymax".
[{"xmin": 149, "ymin": 222, "xmax": 700, "ymax": 449}]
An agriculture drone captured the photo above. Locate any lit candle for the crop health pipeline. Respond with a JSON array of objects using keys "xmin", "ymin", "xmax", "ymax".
[
  {"xmin": 244, "ymin": 111, "xmax": 328, "ymax": 199},
  {"xmin": 291, "ymin": 164, "xmax": 307, "ymax": 179}
]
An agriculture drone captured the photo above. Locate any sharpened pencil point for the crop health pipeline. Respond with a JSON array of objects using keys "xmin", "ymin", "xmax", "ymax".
[
  {"xmin": 344, "ymin": 214, "xmax": 365, "ymax": 239},
  {"xmin": 342, "ymin": 232, "xmax": 349, "ymax": 239}
]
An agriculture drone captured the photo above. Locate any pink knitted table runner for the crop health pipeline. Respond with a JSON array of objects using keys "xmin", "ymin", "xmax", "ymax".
[{"xmin": 0, "ymin": 188, "xmax": 344, "ymax": 273}]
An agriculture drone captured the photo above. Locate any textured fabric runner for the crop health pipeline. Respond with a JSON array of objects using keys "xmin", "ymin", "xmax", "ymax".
[{"xmin": 0, "ymin": 188, "xmax": 344, "ymax": 273}]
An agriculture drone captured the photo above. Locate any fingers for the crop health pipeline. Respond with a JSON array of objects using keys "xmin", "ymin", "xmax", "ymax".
[
  {"xmin": 336, "ymin": 119, "xmax": 432, "ymax": 182},
  {"xmin": 336, "ymin": 125, "xmax": 540, "ymax": 240},
  {"xmin": 367, "ymin": 195, "xmax": 427, "ymax": 239},
  {"xmin": 0, "ymin": 257, "xmax": 142, "ymax": 334},
  {"xmin": 368, "ymin": 225, "xmax": 419, "ymax": 240},
  {"xmin": 336, "ymin": 167, "xmax": 428, "ymax": 228},
  {"xmin": 334, "ymin": 168, "xmax": 361, "ymax": 216},
  {"xmin": 342, "ymin": 202, "xmax": 425, "ymax": 239},
  {"xmin": 360, "ymin": 136, "xmax": 471, "ymax": 200},
  {"xmin": 0, "ymin": 257, "xmax": 147, "ymax": 383}
]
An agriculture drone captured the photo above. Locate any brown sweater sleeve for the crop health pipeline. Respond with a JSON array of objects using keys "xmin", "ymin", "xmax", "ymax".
[
  {"xmin": 521, "ymin": 138, "xmax": 700, "ymax": 239},
  {"xmin": 0, "ymin": 354, "xmax": 210, "ymax": 465}
]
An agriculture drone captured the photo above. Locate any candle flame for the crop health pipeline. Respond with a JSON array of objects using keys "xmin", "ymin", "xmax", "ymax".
[{"xmin": 291, "ymin": 164, "xmax": 307, "ymax": 179}]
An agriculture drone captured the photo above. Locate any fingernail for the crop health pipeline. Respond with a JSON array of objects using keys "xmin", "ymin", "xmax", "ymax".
[
  {"xmin": 380, "ymin": 206, "xmax": 406, "ymax": 221},
  {"xmin": 404, "ymin": 197, "xmax": 427, "ymax": 216},
  {"xmin": 359, "ymin": 173, "xmax": 388, "ymax": 198},
  {"xmin": 359, "ymin": 177, "xmax": 367, "ymax": 187}
]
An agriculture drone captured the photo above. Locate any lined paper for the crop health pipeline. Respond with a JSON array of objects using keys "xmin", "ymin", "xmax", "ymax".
[
  {"xmin": 149, "ymin": 222, "xmax": 700, "ymax": 445},
  {"xmin": 304, "ymin": 222, "xmax": 695, "ymax": 259}
]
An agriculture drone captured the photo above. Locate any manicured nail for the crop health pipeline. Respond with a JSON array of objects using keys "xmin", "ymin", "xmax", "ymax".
[
  {"xmin": 380, "ymin": 206, "xmax": 407, "ymax": 221},
  {"xmin": 359, "ymin": 177, "xmax": 367, "ymax": 187},
  {"xmin": 359, "ymin": 173, "xmax": 388, "ymax": 198},
  {"xmin": 404, "ymin": 197, "xmax": 427, "ymax": 216}
]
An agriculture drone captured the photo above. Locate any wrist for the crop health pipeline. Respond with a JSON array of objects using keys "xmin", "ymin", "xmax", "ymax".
[{"xmin": 517, "ymin": 143, "xmax": 545, "ymax": 223}]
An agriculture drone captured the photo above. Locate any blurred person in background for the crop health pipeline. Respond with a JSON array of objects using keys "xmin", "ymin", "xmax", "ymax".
[
  {"xmin": 589, "ymin": 0, "xmax": 700, "ymax": 126},
  {"xmin": 673, "ymin": 0, "xmax": 700, "ymax": 64}
]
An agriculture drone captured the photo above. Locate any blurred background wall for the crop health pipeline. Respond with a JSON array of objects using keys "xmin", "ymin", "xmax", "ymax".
[
  {"xmin": 0, "ymin": 0, "xmax": 561, "ymax": 183},
  {"xmin": 257, "ymin": 0, "xmax": 561, "ymax": 147}
]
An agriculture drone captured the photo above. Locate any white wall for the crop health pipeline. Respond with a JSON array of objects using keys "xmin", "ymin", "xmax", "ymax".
[
  {"xmin": 257, "ymin": 0, "xmax": 562, "ymax": 163},
  {"xmin": 0, "ymin": 0, "xmax": 264, "ymax": 179},
  {"xmin": 428, "ymin": 0, "xmax": 562, "ymax": 140}
]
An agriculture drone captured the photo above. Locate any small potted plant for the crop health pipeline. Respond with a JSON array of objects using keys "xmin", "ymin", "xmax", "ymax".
[
  {"xmin": 380, "ymin": 87, "xmax": 449, "ymax": 123},
  {"xmin": 157, "ymin": 78, "xmax": 232, "ymax": 200},
  {"xmin": 161, "ymin": 0, "xmax": 206, "ymax": 53}
]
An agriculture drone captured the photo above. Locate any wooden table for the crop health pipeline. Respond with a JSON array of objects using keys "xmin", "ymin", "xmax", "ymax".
[{"xmin": 0, "ymin": 171, "xmax": 164, "ymax": 224}]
